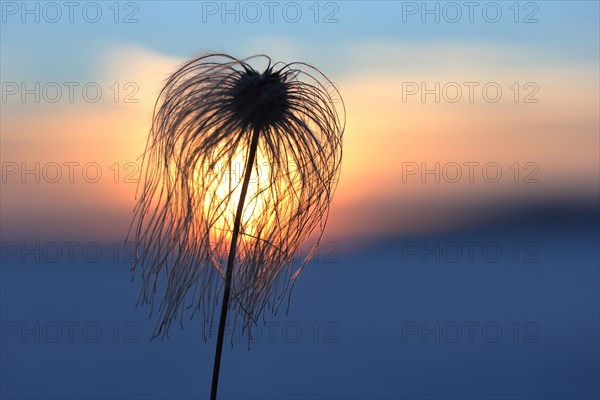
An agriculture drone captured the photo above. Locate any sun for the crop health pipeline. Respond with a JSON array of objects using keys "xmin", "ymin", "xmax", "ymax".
[{"xmin": 192, "ymin": 142, "xmax": 279, "ymax": 261}]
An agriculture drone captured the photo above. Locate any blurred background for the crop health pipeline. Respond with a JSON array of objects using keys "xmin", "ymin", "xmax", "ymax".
[{"xmin": 1, "ymin": 1, "xmax": 598, "ymax": 399}]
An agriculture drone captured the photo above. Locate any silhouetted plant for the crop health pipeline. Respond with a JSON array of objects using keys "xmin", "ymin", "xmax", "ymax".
[{"xmin": 129, "ymin": 53, "xmax": 344, "ymax": 399}]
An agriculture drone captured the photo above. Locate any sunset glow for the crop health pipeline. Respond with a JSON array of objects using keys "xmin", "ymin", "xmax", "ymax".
[{"xmin": 2, "ymin": 2, "xmax": 598, "ymax": 399}]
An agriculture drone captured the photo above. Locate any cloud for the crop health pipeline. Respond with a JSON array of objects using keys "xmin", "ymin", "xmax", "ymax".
[
  {"xmin": 2, "ymin": 41, "xmax": 598, "ymax": 242},
  {"xmin": 100, "ymin": 43, "xmax": 185, "ymax": 107}
]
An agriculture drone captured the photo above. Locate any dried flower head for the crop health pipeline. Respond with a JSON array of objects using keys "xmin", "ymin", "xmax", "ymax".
[{"xmin": 130, "ymin": 53, "xmax": 344, "ymax": 341}]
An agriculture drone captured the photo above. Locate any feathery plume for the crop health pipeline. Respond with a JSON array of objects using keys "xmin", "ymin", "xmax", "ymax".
[{"xmin": 129, "ymin": 53, "xmax": 344, "ymax": 399}]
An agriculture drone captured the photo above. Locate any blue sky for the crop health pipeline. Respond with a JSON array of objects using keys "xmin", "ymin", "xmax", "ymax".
[{"xmin": 2, "ymin": 1, "xmax": 599, "ymax": 80}]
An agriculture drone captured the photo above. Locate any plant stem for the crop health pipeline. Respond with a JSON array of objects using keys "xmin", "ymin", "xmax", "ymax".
[{"xmin": 210, "ymin": 126, "xmax": 260, "ymax": 400}]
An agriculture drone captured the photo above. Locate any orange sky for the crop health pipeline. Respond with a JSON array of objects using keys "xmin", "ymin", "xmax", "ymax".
[{"xmin": 2, "ymin": 43, "xmax": 598, "ymax": 243}]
